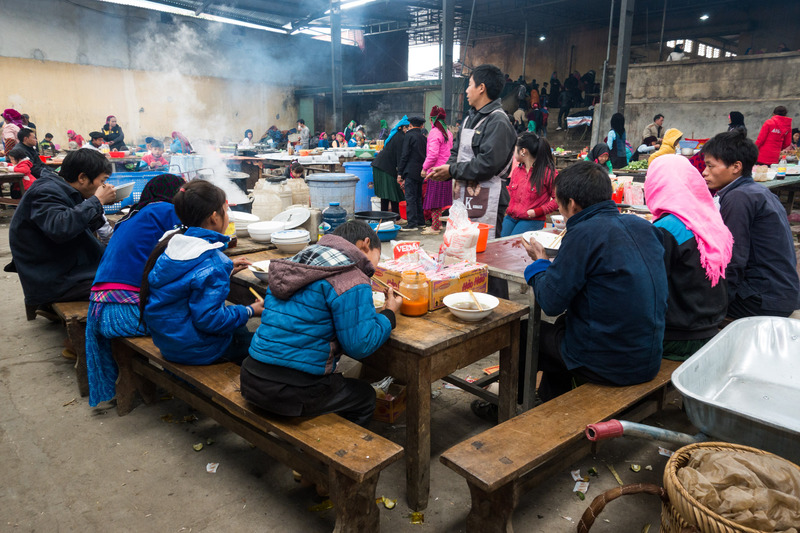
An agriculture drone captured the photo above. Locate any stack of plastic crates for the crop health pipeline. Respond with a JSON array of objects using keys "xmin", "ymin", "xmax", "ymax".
[{"xmin": 104, "ymin": 171, "xmax": 162, "ymax": 214}]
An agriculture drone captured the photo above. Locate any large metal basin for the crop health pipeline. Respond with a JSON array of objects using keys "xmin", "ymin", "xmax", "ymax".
[{"xmin": 672, "ymin": 316, "xmax": 800, "ymax": 464}]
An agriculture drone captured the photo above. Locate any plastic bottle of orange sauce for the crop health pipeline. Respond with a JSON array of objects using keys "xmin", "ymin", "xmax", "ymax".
[{"xmin": 399, "ymin": 271, "xmax": 429, "ymax": 317}]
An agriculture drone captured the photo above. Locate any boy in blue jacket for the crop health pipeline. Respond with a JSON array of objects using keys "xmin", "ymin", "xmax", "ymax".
[
  {"xmin": 521, "ymin": 161, "xmax": 668, "ymax": 401},
  {"xmin": 241, "ymin": 221, "xmax": 403, "ymax": 427}
]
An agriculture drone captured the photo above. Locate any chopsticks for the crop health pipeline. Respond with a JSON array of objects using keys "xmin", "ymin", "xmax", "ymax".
[
  {"xmin": 248, "ymin": 287, "xmax": 264, "ymax": 302},
  {"xmin": 468, "ymin": 290, "xmax": 484, "ymax": 312},
  {"xmin": 550, "ymin": 229, "xmax": 567, "ymax": 248},
  {"xmin": 372, "ymin": 277, "xmax": 412, "ymax": 301}
]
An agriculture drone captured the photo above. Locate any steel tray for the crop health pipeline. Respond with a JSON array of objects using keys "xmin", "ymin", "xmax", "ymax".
[{"xmin": 672, "ymin": 317, "xmax": 800, "ymax": 464}]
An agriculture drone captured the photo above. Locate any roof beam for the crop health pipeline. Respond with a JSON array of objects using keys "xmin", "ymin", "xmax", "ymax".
[{"xmin": 194, "ymin": 0, "xmax": 213, "ymax": 15}]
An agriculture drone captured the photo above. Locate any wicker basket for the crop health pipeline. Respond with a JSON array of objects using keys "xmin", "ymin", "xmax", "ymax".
[
  {"xmin": 577, "ymin": 441, "xmax": 800, "ymax": 533},
  {"xmin": 663, "ymin": 442, "xmax": 800, "ymax": 533}
]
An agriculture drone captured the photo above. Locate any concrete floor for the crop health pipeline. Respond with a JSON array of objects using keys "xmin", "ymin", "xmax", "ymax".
[{"xmin": 1, "ymin": 209, "xmax": 701, "ymax": 532}]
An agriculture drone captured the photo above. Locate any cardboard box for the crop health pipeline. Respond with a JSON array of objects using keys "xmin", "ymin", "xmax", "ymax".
[
  {"xmin": 371, "ymin": 261, "xmax": 489, "ymax": 311},
  {"xmin": 373, "ymin": 383, "xmax": 407, "ymax": 423}
]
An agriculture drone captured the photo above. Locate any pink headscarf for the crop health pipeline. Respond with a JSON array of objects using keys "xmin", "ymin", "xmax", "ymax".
[
  {"xmin": 171, "ymin": 131, "xmax": 193, "ymax": 152},
  {"xmin": 2, "ymin": 109, "xmax": 25, "ymax": 128},
  {"xmin": 67, "ymin": 129, "xmax": 76, "ymax": 138},
  {"xmin": 645, "ymin": 155, "xmax": 733, "ymax": 287},
  {"xmin": 105, "ymin": 115, "xmax": 115, "ymax": 124}
]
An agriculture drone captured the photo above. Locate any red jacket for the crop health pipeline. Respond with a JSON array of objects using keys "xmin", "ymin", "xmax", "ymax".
[
  {"xmin": 755, "ymin": 115, "xmax": 792, "ymax": 165},
  {"xmin": 505, "ymin": 160, "xmax": 558, "ymax": 220},
  {"xmin": 14, "ymin": 159, "xmax": 36, "ymax": 191}
]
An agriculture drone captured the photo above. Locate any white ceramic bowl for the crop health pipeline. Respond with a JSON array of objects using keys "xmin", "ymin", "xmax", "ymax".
[
  {"xmin": 271, "ymin": 229, "xmax": 310, "ymax": 244},
  {"xmin": 247, "ymin": 220, "xmax": 286, "ymax": 242},
  {"xmin": 550, "ymin": 214, "xmax": 566, "ymax": 230},
  {"xmin": 248, "ymin": 260, "xmax": 271, "ymax": 282},
  {"xmin": 230, "ymin": 212, "xmax": 260, "ymax": 237},
  {"xmin": 273, "ymin": 240, "xmax": 310, "ymax": 254},
  {"xmin": 443, "ymin": 292, "xmax": 499, "ymax": 322},
  {"xmin": 113, "ymin": 182, "xmax": 135, "ymax": 202},
  {"xmin": 522, "ymin": 230, "xmax": 563, "ymax": 257}
]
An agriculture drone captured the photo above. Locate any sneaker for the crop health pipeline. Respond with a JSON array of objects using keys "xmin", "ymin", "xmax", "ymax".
[
  {"xmin": 400, "ymin": 225, "xmax": 419, "ymax": 232},
  {"xmin": 556, "ymin": 126, "xmax": 563, "ymax": 131},
  {"xmin": 470, "ymin": 399, "xmax": 499, "ymax": 424}
]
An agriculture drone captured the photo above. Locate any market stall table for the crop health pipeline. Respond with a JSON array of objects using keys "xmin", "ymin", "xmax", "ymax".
[
  {"xmin": 477, "ymin": 234, "xmax": 556, "ymax": 412},
  {"xmin": 224, "ymin": 236, "xmax": 277, "ymax": 257},
  {"xmin": 0, "ymin": 172, "xmax": 25, "ymax": 206},
  {"xmin": 761, "ymin": 175, "xmax": 800, "ymax": 215},
  {"xmin": 228, "ymin": 251, "xmax": 528, "ymax": 511}
]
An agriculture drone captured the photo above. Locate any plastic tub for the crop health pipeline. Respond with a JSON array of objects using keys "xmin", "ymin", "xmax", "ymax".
[
  {"xmin": 306, "ymin": 173, "xmax": 360, "ymax": 214},
  {"xmin": 476, "ymin": 223, "xmax": 495, "ymax": 253},
  {"xmin": 103, "ymin": 171, "xmax": 162, "ymax": 214},
  {"xmin": 369, "ymin": 223, "xmax": 400, "ymax": 242},
  {"xmin": 342, "ymin": 161, "xmax": 374, "ymax": 212},
  {"xmin": 354, "ymin": 211, "xmax": 400, "ymax": 224}
]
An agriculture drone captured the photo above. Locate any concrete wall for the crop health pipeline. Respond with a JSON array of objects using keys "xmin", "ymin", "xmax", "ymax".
[
  {"xmin": 620, "ymin": 52, "xmax": 800, "ymax": 142},
  {"xmin": 462, "ymin": 27, "xmax": 608, "ymax": 87},
  {"xmin": 0, "ymin": 0, "xmax": 357, "ymax": 145}
]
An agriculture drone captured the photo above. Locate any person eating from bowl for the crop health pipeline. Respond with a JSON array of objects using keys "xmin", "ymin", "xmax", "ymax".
[
  {"xmin": 8, "ymin": 149, "xmax": 116, "ymax": 314},
  {"xmin": 240, "ymin": 220, "xmax": 402, "ymax": 428},
  {"xmin": 521, "ymin": 161, "xmax": 667, "ymax": 402}
]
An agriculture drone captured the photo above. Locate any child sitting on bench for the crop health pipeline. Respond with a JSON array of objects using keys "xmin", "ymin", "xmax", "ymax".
[
  {"xmin": 140, "ymin": 180, "xmax": 262, "ymax": 365},
  {"xmin": 240, "ymin": 220, "xmax": 403, "ymax": 427}
]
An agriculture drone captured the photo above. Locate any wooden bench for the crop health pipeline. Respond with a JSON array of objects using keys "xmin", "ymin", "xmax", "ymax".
[
  {"xmin": 51, "ymin": 301, "xmax": 91, "ymax": 397},
  {"xmin": 112, "ymin": 336, "xmax": 404, "ymax": 533},
  {"xmin": 439, "ymin": 359, "xmax": 682, "ymax": 533}
]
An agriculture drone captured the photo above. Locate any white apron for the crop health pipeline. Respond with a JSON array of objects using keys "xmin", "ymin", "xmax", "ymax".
[{"xmin": 453, "ymin": 108, "xmax": 512, "ymax": 225}]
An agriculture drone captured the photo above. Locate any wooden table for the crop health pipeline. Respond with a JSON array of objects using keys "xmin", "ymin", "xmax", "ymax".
[
  {"xmin": 224, "ymin": 236, "xmax": 276, "ymax": 257},
  {"xmin": 227, "ymin": 252, "xmax": 528, "ymax": 511},
  {"xmin": 0, "ymin": 172, "xmax": 25, "ymax": 206},
  {"xmin": 476, "ymin": 234, "xmax": 560, "ymax": 412}
]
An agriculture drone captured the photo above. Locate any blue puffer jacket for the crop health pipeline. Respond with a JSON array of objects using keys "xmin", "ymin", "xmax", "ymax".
[
  {"xmin": 248, "ymin": 234, "xmax": 393, "ymax": 375},
  {"xmin": 144, "ymin": 227, "xmax": 249, "ymax": 364},
  {"xmin": 525, "ymin": 200, "xmax": 668, "ymax": 386}
]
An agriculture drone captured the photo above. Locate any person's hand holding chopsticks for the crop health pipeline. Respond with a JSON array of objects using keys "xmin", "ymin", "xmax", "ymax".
[
  {"xmin": 384, "ymin": 287, "xmax": 403, "ymax": 314},
  {"xmin": 521, "ymin": 235, "xmax": 548, "ymax": 261}
]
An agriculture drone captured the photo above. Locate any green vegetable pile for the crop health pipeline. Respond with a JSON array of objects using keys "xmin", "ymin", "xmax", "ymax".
[{"xmin": 620, "ymin": 160, "xmax": 648, "ymax": 171}]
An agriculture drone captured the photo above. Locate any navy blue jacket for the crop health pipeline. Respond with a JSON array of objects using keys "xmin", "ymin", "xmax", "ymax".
[
  {"xmin": 9, "ymin": 168, "xmax": 106, "ymax": 305},
  {"xmin": 717, "ymin": 176, "xmax": 800, "ymax": 313},
  {"xmin": 93, "ymin": 202, "xmax": 180, "ymax": 288},
  {"xmin": 525, "ymin": 201, "xmax": 668, "ymax": 385}
]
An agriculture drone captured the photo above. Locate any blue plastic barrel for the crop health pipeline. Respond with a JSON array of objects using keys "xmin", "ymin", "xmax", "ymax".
[
  {"xmin": 306, "ymin": 173, "xmax": 360, "ymax": 215},
  {"xmin": 342, "ymin": 161, "xmax": 374, "ymax": 212}
]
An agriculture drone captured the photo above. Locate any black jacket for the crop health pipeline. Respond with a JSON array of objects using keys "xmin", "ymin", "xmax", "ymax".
[
  {"xmin": 398, "ymin": 128, "xmax": 426, "ymax": 180},
  {"xmin": 654, "ymin": 214, "xmax": 728, "ymax": 340},
  {"xmin": 372, "ymin": 130, "xmax": 405, "ymax": 175},
  {"xmin": 718, "ymin": 176, "xmax": 800, "ymax": 313},
  {"xmin": 9, "ymin": 169, "xmax": 106, "ymax": 305},
  {"xmin": 101, "ymin": 124, "xmax": 127, "ymax": 150},
  {"xmin": 446, "ymin": 98, "xmax": 516, "ymax": 184}
]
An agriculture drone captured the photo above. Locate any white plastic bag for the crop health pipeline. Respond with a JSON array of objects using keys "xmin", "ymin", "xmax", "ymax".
[{"xmin": 439, "ymin": 201, "xmax": 479, "ymax": 263}]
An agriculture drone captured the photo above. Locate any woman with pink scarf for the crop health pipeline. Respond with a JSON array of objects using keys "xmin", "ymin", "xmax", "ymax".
[
  {"xmin": 2, "ymin": 108, "xmax": 25, "ymax": 154},
  {"xmin": 644, "ymin": 154, "xmax": 733, "ymax": 360},
  {"xmin": 420, "ymin": 106, "xmax": 453, "ymax": 234},
  {"xmin": 67, "ymin": 130, "xmax": 85, "ymax": 148}
]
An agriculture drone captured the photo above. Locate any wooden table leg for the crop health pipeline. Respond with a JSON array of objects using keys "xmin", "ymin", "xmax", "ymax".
[
  {"xmin": 330, "ymin": 469, "xmax": 380, "ymax": 533},
  {"xmin": 405, "ymin": 355, "xmax": 431, "ymax": 511},
  {"xmin": 521, "ymin": 294, "xmax": 542, "ymax": 411},
  {"xmin": 65, "ymin": 317, "xmax": 89, "ymax": 398},
  {"xmin": 466, "ymin": 480, "xmax": 519, "ymax": 533},
  {"xmin": 498, "ymin": 319, "xmax": 520, "ymax": 422}
]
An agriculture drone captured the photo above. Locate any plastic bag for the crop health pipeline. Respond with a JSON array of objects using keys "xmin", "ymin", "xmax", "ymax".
[{"xmin": 439, "ymin": 201, "xmax": 479, "ymax": 263}]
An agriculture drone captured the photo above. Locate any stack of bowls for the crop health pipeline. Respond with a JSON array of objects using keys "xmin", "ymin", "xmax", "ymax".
[
  {"xmin": 247, "ymin": 220, "xmax": 286, "ymax": 243},
  {"xmin": 271, "ymin": 229, "xmax": 311, "ymax": 254},
  {"xmin": 229, "ymin": 212, "xmax": 261, "ymax": 237}
]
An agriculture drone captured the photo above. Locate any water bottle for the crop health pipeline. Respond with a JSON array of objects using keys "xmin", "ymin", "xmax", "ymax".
[
  {"xmin": 777, "ymin": 158, "xmax": 787, "ymax": 180},
  {"xmin": 322, "ymin": 202, "xmax": 347, "ymax": 233}
]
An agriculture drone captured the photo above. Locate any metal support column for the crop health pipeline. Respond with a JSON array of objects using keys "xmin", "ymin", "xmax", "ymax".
[
  {"xmin": 330, "ymin": 0, "xmax": 343, "ymax": 131},
  {"xmin": 521, "ymin": 20, "xmax": 528, "ymax": 79},
  {"xmin": 612, "ymin": 0, "xmax": 635, "ymax": 115},
  {"xmin": 442, "ymin": 0, "xmax": 455, "ymax": 119},
  {"xmin": 591, "ymin": 0, "xmax": 616, "ymax": 149}
]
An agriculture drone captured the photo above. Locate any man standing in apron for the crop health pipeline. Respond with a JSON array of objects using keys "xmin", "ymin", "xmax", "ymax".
[
  {"xmin": 428, "ymin": 63, "xmax": 516, "ymax": 234},
  {"xmin": 428, "ymin": 63, "xmax": 517, "ymax": 300}
]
